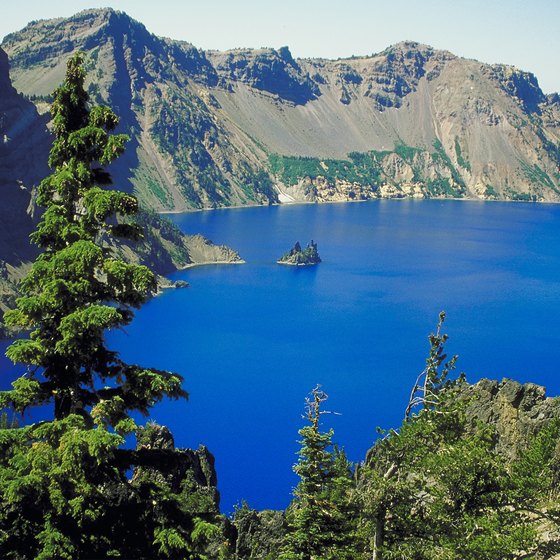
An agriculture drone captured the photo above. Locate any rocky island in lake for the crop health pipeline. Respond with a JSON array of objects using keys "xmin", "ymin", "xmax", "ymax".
[{"xmin": 277, "ymin": 240, "xmax": 321, "ymax": 266}]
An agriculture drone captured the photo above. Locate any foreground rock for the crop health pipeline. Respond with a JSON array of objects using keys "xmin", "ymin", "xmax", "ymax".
[
  {"xmin": 464, "ymin": 377, "xmax": 560, "ymax": 459},
  {"xmin": 277, "ymin": 240, "xmax": 321, "ymax": 266},
  {"xmin": 132, "ymin": 423, "xmax": 220, "ymax": 508},
  {"xmin": 123, "ymin": 423, "xmax": 231, "ymax": 558}
]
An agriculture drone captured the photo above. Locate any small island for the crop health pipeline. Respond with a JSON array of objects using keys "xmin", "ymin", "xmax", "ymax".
[{"xmin": 277, "ymin": 240, "xmax": 322, "ymax": 266}]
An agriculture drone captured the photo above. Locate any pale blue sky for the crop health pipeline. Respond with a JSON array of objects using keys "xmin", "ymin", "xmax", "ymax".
[{"xmin": 2, "ymin": 0, "xmax": 559, "ymax": 93}]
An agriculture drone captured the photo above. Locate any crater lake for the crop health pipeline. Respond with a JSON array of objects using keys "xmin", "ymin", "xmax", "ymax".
[{"xmin": 4, "ymin": 198, "xmax": 560, "ymax": 513}]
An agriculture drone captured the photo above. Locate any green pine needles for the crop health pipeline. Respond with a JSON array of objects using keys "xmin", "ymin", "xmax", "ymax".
[
  {"xmin": 273, "ymin": 316, "xmax": 560, "ymax": 560},
  {"xmin": 3, "ymin": 51, "xmax": 186, "ymax": 425},
  {"xmin": 280, "ymin": 386, "xmax": 355, "ymax": 560},
  {"xmin": 0, "ymin": 53, "xmax": 189, "ymax": 559}
]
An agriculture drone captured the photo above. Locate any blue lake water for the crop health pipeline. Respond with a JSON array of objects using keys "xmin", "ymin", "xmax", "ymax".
[{"xmin": 3, "ymin": 198, "xmax": 560, "ymax": 513}]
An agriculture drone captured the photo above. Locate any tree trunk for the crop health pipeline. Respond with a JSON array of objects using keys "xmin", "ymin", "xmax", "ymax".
[
  {"xmin": 372, "ymin": 508, "xmax": 385, "ymax": 560},
  {"xmin": 54, "ymin": 392, "xmax": 70, "ymax": 420}
]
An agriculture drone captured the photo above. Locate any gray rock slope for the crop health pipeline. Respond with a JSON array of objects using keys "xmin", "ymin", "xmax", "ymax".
[{"xmin": 3, "ymin": 8, "xmax": 559, "ymax": 209}]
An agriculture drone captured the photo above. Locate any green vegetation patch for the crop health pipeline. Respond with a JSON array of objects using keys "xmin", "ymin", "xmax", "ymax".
[
  {"xmin": 426, "ymin": 177, "xmax": 462, "ymax": 197},
  {"xmin": 454, "ymin": 137, "xmax": 471, "ymax": 171},
  {"xmin": 270, "ymin": 141, "xmax": 468, "ymax": 197},
  {"xmin": 504, "ymin": 186, "xmax": 537, "ymax": 201},
  {"xmin": 519, "ymin": 160, "xmax": 558, "ymax": 193},
  {"xmin": 142, "ymin": 175, "xmax": 172, "ymax": 208},
  {"xmin": 269, "ymin": 153, "xmax": 382, "ymax": 188},
  {"xmin": 432, "ymin": 139, "xmax": 466, "ymax": 189},
  {"xmin": 242, "ymin": 168, "xmax": 277, "ymax": 203},
  {"xmin": 150, "ymin": 87, "xmax": 232, "ymax": 207},
  {"xmin": 394, "ymin": 141, "xmax": 421, "ymax": 162},
  {"xmin": 535, "ymin": 127, "xmax": 560, "ymax": 168}
]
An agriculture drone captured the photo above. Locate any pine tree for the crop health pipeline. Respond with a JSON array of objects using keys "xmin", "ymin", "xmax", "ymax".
[
  {"xmin": 355, "ymin": 314, "xmax": 538, "ymax": 560},
  {"xmin": 4, "ymin": 52, "xmax": 186, "ymax": 424},
  {"xmin": 0, "ymin": 52, "xmax": 188, "ymax": 559},
  {"xmin": 281, "ymin": 386, "xmax": 355, "ymax": 560}
]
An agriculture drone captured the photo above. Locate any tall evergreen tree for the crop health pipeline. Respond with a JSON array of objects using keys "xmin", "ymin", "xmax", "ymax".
[
  {"xmin": 3, "ymin": 52, "xmax": 186, "ymax": 424},
  {"xmin": 0, "ymin": 53, "xmax": 189, "ymax": 559},
  {"xmin": 280, "ymin": 386, "xmax": 355, "ymax": 560}
]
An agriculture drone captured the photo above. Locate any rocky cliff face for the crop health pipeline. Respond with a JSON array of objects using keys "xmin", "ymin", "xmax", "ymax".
[
  {"xmin": 2, "ymin": 9, "xmax": 274, "ymax": 211},
  {"xmin": 0, "ymin": 40, "xmax": 243, "ymax": 334},
  {"xmin": 210, "ymin": 46, "xmax": 320, "ymax": 105},
  {"xmin": 459, "ymin": 379, "xmax": 560, "ymax": 556},
  {"xmin": 0, "ymin": 46, "xmax": 49, "ymax": 330},
  {"xmin": 132, "ymin": 423, "xmax": 220, "ymax": 508},
  {"xmin": 4, "ymin": 11, "xmax": 559, "ymax": 209},
  {"xmin": 0, "ymin": 47, "xmax": 48, "ymax": 265},
  {"xmin": 464, "ymin": 378, "xmax": 560, "ymax": 460}
]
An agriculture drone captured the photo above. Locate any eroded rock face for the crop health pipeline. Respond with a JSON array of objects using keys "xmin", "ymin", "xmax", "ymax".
[
  {"xmin": 0, "ymin": 45, "xmax": 48, "ymax": 272},
  {"xmin": 4, "ymin": 10, "xmax": 560, "ymax": 210},
  {"xmin": 491, "ymin": 65, "xmax": 547, "ymax": 114},
  {"xmin": 183, "ymin": 233, "xmax": 244, "ymax": 265},
  {"xmin": 210, "ymin": 46, "xmax": 320, "ymax": 105},
  {"xmin": 464, "ymin": 378, "xmax": 560, "ymax": 459}
]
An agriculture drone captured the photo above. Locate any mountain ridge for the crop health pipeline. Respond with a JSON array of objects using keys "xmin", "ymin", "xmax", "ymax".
[
  {"xmin": 0, "ymin": 39, "xmax": 243, "ymax": 335},
  {"xmin": 2, "ymin": 8, "xmax": 560, "ymax": 210}
]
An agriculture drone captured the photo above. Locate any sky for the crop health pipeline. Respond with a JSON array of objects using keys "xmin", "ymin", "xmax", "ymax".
[{"xmin": 1, "ymin": 0, "xmax": 559, "ymax": 93}]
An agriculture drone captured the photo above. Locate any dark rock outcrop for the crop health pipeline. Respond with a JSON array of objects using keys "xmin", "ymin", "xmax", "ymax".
[
  {"xmin": 105, "ymin": 423, "xmax": 232, "ymax": 558},
  {"xmin": 132, "ymin": 423, "xmax": 220, "ymax": 508},
  {"xmin": 491, "ymin": 65, "xmax": 547, "ymax": 114},
  {"xmin": 0, "ymin": 45, "xmax": 50, "ymax": 330},
  {"xmin": 0, "ymin": 45, "xmax": 48, "ymax": 266},
  {"xmin": 0, "ymin": 48, "xmax": 15, "ymax": 96},
  {"xmin": 363, "ymin": 42, "xmax": 439, "ymax": 109},
  {"xmin": 210, "ymin": 46, "xmax": 320, "ymax": 105}
]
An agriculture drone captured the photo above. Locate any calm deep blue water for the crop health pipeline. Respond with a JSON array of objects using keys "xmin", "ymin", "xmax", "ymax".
[{"xmin": 3, "ymin": 199, "xmax": 560, "ymax": 513}]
